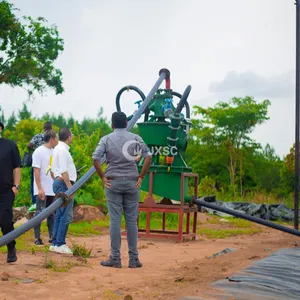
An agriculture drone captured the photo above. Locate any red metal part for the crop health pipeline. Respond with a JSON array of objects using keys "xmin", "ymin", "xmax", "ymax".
[
  {"xmin": 122, "ymin": 172, "xmax": 199, "ymax": 243},
  {"xmin": 165, "ymin": 77, "xmax": 171, "ymax": 89}
]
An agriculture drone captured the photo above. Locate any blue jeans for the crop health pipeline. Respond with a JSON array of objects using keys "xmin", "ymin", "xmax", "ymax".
[
  {"xmin": 105, "ymin": 178, "xmax": 140, "ymax": 261},
  {"xmin": 52, "ymin": 179, "xmax": 74, "ymax": 247}
]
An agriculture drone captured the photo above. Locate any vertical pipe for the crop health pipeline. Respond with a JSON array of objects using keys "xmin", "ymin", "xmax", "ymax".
[{"xmin": 295, "ymin": 0, "xmax": 300, "ymax": 230}]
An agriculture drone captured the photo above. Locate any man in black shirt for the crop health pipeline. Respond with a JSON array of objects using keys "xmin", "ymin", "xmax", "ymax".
[{"xmin": 0, "ymin": 121, "xmax": 21, "ymax": 263}]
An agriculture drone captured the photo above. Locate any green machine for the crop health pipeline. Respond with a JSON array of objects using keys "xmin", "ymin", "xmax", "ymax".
[{"xmin": 115, "ymin": 77, "xmax": 194, "ymax": 203}]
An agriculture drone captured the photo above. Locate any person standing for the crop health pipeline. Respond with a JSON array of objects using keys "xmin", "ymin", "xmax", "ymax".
[
  {"xmin": 0, "ymin": 121, "xmax": 21, "ymax": 263},
  {"xmin": 27, "ymin": 121, "xmax": 53, "ymax": 208},
  {"xmin": 50, "ymin": 128, "xmax": 76, "ymax": 255},
  {"xmin": 92, "ymin": 112, "xmax": 152, "ymax": 268},
  {"xmin": 32, "ymin": 129, "xmax": 58, "ymax": 246}
]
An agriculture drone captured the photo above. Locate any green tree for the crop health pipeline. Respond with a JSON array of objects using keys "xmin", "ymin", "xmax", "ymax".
[
  {"xmin": 6, "ymin": 111, "xmax": 17, "ymax": 130},
  {"xmin": 280, "ymin": 144, "xmax": 295, "ymax": 195},
  {"xmin": 0, "ymin": 0, "xmax": 64, "ymax": 96},
  {"xmin": 252, "ymin": 144, "xmax": 282, "ymax": 193},
  {"xmin": 18, "ymin": 103, "xmax": 31, "ymax": 120},
  {"xmin": 193, "ymin": 96, "xmax": 271, "ymax": 198}
]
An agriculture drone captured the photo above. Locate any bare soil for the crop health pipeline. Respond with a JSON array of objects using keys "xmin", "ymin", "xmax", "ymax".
[{"xmin": 0, "ymin": 218, "xmax": 298, "ymax": 300}]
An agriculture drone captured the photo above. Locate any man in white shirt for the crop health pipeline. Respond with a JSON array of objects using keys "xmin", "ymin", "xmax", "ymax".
[
  {"xmin": 50, "ymin": 128, "xmax": 77, "ymax": 255},
  {"xmin": 32, "ymin": 129, "xmax": 58, "ymax": 246}
]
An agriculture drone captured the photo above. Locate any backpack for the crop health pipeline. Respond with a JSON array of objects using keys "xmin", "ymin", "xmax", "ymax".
[{"xmin": 21, "ymin": 151, "xmax": 32, "ymax": 167}]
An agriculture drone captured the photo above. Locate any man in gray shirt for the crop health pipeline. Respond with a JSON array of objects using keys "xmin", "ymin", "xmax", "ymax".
[{"xmin": 92, "ymin": 111, "xmax": 152, "ymax": 268}]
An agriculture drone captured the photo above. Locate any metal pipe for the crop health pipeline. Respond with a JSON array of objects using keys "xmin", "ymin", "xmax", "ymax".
[
  {"xmin": 0, "ymin": 68, "xmax": 170, "ymax": 248},
  {"xmin": 193, "ymin": 198, "xmax": 300, "ymax": 237},
  {"xmin": 294, "ymin": 0, "xmax": 300, "ymax": 230}
]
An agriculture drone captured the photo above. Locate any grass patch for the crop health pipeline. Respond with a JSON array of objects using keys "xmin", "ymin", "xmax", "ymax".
[
  {"xmin": 44, "ymin": 258, "xmax": 85, "ymax": 272},
  {"xmin": 41, "ymin": 219, "xmax": 110, "ymax": 237},
  {"xmin": 71, "ymin": 242, "xmax": 92, "ymax": 258},
  {"xmin": 137, "ymin": 212, "xmax": 190, "ymax": 231},
  {"xmin": 67, "ymin": 220, "xmax": 106, "ymax": 236},
  {"xmin": 222, "ymin": 217, "xmax": 257, "ymax": 228},
  {"xmin": 102, "ymin": 290, "xmax": 122, "ymax": 300},
  {"xmin": 43, "ymin": 246, "xmax": 88, "ymax": 272},
  {"xmin": 197, "ymin": 215, "xmax": 263, "ymax": 238},
  {"xmin": 197, "ymin": 227, "xmax": 261, "ymax": 239},
  {"xmin": 204, "ymin": 214, "xmax": 258, "ymax": 227}
]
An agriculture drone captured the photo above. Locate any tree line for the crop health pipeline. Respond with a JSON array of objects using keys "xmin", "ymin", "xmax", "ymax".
[{"xmin": 0, "ymin": 98, "xmax": 296, "ymax": 209}]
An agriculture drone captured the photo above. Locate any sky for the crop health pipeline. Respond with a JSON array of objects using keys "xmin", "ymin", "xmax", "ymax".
[{"xmin": 0, "ymin": 0, "xmax": 297, "ymax": 158}]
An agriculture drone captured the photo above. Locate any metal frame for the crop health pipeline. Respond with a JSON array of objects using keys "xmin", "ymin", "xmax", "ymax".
[{"xmin": 122, "ymin": 172, "xmax": 199, "ymax": 243}]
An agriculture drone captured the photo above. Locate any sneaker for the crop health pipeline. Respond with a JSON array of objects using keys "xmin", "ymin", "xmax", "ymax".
[
  {"xmin": 100, "ymin": 256, "xmax": 122, "ymax": 268},
  {"xmin": 28, "ymin": 204, "xmax": 36, "ymax": 212},
  {"xmin": 129, "ymin": 258, "xmax": 142, "ymax": 268},
  {"xmin": 34, "ymin": 239, "xmax": 44, "ymax": 246},
  {"xmin": 49, "ymin": 245, "xmax": 57, "ymax": 252},
  {"xmin": 48, "ymin": 238, "xmax": 53, "ymax": 244},
  {"xmin": 54, "ymin": 244, "xmax": 73, "ymax": 255},
  {"xmin": 7, "ymin": 247, "xmax": 17, "ymax": 263}
]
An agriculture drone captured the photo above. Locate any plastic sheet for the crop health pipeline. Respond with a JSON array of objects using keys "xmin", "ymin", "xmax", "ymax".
[
  {"xmin": 212, "ymin": 247, "xmax": 300, "ymax": 300},
  {"xmin": 199, "ymin": 197, "xmax": 299, "ymax": 221}
]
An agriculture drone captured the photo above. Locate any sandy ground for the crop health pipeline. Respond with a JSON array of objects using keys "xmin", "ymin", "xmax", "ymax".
[{"xmin": 0, "ymin": 220, "xmax": 298, "ymax": 300}]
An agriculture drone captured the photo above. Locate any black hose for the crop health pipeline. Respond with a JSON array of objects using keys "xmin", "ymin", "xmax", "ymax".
[
  {"xmin": 171, "ymin": 91, "xmax": 190, "ymax": 119},
  {"xmin": 174, "ymin": 85, "xmax": 192, "ymax": 116},
  {"xmin": 193, "ymin": 198, "xmax": 300, "ymax": 237},
  {"xmin": 115, "ymin": 85, "xmax": 150, "ymax": 122},
  {"xmin": 0, "ymin": 69, "xmax": 170, "ymax": 248}
]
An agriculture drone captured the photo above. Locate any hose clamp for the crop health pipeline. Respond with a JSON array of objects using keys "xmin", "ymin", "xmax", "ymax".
[
  {"xmin": 167, "ymin": 136, "xmax": 179, "ymax": 142},
  {"xmin": 55, "ymin": 192, "xmax": 72, "ymax": 207}
]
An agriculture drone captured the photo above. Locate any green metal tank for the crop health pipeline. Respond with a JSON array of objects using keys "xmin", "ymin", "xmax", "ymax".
[{"xmin": 136, "ymin": 88, "xmax": 193, "ymax": 203}]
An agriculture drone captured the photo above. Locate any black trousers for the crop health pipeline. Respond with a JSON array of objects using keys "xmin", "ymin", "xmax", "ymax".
[{"xmin": 0, "ymin": 189, "xmax": 16, "ymax": 250}]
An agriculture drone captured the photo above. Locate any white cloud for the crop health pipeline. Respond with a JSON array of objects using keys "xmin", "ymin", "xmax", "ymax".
[{"xmin": 209, "ymin": 70, "xmax": 295, "ymax": 99}]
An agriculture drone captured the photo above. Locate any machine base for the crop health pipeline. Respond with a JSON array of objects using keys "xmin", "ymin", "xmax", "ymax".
[{"xmin": 122, "ymin": 172, "xmax": 199, "ymax": 243}]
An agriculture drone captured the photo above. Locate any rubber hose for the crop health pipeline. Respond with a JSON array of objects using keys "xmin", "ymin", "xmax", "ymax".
[
  {"xmin": 171, "ymin": 91, "xmax": 190, "ymax": 119},
  {"xmin": 115, "ymin": 85, "xmax": 150, "ymax": 122},
  {"xmin": 174, "ymin": 85, "xmax": 192, "ymax": 116}
]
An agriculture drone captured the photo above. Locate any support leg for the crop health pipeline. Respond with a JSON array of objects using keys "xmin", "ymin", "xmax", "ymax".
[
  {"xmin": 193, "ymin": 211, "xmax": 197, "ymax": 240},
  {"xmin": 186, "ymin": 213, "xmax": 190, "ymax": 234},
  {"xmin": 146, "ymin": 212, "xmax": 151, "ymax": 235},
  {"xmin": 178, "ymin": 210, "xmax": 183, "ymax": 243}
]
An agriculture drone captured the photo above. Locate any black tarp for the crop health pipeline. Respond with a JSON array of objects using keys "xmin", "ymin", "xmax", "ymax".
[
  {"xmin": 212, "ymin": 247, "xmax": 300, "ymax": 300},
  {"xmin": 198, "ymin": 196, "xmax": 300, "ymax": 221}
]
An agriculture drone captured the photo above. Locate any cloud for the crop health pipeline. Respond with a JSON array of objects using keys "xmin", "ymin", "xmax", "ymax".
[
  {"xmin": 205, "ymin": 70, "xmax": 296, "ymax": 157},
  {"xmin": 209, "ymin": 70, "xmax": 295, "ymax": 99}
]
